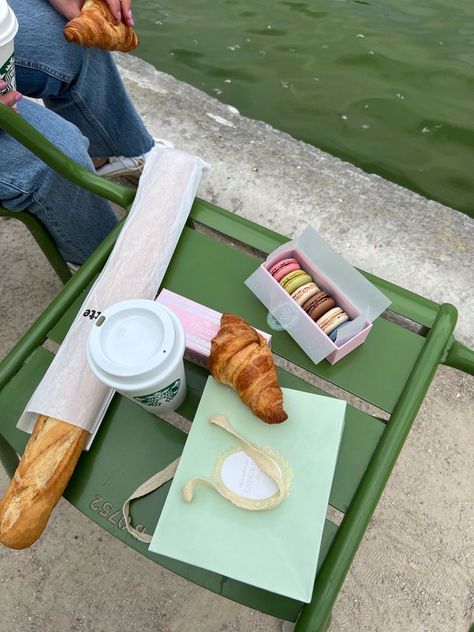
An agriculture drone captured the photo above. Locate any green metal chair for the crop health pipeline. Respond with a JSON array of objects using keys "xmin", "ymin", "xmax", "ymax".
[
  {"xmin": 0, "ymin": 207, "xmax": 73, "ymax": 283},
  {"xmin": 1, "ymin": 102, "xmax": 473, "ymax": 631}
]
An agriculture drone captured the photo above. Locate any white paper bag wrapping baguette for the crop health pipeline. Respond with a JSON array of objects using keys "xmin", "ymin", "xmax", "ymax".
[{"xmin": 17, "ymin": 146, "xmax": 207, "ymax": 448}]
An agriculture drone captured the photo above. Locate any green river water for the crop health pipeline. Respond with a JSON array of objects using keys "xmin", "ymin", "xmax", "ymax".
[{"xmin": 133, "ymin": 0, "xmax": 474, "ymax": 218}]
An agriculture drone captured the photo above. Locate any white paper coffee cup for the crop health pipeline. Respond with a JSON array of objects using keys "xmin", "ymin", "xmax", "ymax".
[
  {"xmin": 87, "ymin": 299, "xmax": 187, "ymax": 415},
  {"xmin": 0, "ymin": 0, "xmax": 18, "ymax": 92}
]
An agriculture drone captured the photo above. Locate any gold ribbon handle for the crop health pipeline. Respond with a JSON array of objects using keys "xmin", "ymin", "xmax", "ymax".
[
  {"xmin": 122, "ymin": 457, "xmax": 180, "ymax": 543},
  {"xmin": 182, "ymin": 415, "xmax": 291, "ymax": 511},
  {"xmin": 123, "ymin": 414, "xmax": 293, "ymax": 544}
]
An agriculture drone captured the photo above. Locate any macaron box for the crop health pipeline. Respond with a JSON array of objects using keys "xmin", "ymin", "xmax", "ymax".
[{"xmin": 245, "ymin": 225, "xmax": 391, "ymax": 365}]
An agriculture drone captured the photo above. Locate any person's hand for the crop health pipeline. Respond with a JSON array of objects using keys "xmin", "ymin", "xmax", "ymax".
[
  {"xmin": 48, "ymin": 0, "xmax": 84, "ymax": 20},
  {"xmin": 48, "ymin": 0, "xmax": 134, "ymax": 26},
  {"xmin": 104, "ymin": 0, "xmax": 134, "ymax": 26},
  {"xmin": 0, "ymin": 81, "xmax": 22, "ymax": 111}
]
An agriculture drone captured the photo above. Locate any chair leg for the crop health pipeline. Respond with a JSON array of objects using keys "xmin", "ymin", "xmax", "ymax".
[
  {"xmin": 0, "ymin": 433, "xmax": 19, "ymax": 478},
  {"xmin": 0, "ymin": 208, "xmax": 72, "ymax": 284}
]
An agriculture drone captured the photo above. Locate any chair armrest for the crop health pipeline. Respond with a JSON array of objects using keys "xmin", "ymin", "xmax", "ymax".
[
  {"xmin": 444, "ymin": 339, "xmax": 474, "ymax": 375},
  {"xmin": 0, "ymin": 103, "xmax": 135, "ymax": 210}
]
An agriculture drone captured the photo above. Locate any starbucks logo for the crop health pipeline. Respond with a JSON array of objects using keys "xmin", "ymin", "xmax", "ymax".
[
  {"xmin": 0, "ymin": 55, "xmax": 16, "ymax": 91},
  {"xmin": 134, "ymin": 379, "xmax": 181, "ymax": 408}
]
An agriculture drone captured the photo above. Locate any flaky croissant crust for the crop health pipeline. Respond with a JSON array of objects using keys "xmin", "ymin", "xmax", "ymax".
[
  {"xmin": 209, "ymin": 313, "xmax": 288, "ymax": 424},
  {"xmin": 64, "ymin": 0, "xmax": 139, "ymax": 53}
]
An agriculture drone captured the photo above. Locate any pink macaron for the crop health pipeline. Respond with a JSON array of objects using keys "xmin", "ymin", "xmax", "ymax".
[{"xmin": 268, "ymin": 257, "xmax": 301, "ymax": 282}]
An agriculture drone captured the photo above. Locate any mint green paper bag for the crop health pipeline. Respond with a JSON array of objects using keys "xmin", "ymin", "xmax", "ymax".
[{"xmin": 149, "ymin": 377, "xmax": 345, "ymax": 602}]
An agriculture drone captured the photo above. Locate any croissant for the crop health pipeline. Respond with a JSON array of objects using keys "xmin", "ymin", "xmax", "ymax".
[
  {"xmin": 209, "ymin": 314, "xmax": 288, "ymax": 424},
  {"xmin": 64, "ymin": 0, "xmax": 139, "ymax": 53}
]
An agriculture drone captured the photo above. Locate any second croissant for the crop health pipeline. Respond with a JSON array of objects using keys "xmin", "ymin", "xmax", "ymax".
[
  {"xmin": 209, "ymin": 313, "xmax": 288, "ymax": 424},
  {"xmin": 64, "ymin": 0, "xmax": 139, "ymax": 53}
]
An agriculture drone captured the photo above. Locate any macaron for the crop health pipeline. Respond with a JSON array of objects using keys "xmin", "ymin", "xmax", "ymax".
[
  {"xmin": 269, "ymin": 258, "xmax": 301, "ymax": 282},
  {"xmin": 291, "ymin": 282, "xmax": 320, "ymax": 306},
  {"xmin": 302, "ymin": 291, "xmax": 336, "ymax": 322},
  {"xmin": 280, "ymin": 269, "xmax": 313, "ymax": 295},
  {"xmin": 316, "ymin": 307, "xmax": 349, "ymax": 335}
]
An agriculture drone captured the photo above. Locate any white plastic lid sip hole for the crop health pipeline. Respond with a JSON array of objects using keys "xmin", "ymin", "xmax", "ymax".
[{"xmin": 88, "ymin": 299, "xmax": 176, "ymax": 379}]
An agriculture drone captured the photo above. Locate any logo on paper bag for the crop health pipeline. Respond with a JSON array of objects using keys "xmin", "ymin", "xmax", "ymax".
[
  {"xmin": 134, "ymin": 379, "xmax": 181, "ymax": 407},
  {"xmin": 219, "ymin": 449, "xmax": 281, "ymax": 501},
  {"xmin": 181, "ymin": 415, "xmax": 294, "ymax": 511}
]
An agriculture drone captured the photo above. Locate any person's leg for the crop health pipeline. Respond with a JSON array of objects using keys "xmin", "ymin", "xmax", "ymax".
[
  {"xmin": 0, "ymin": 99, "xmax": 119, "ymax": 265},
  {"xmin": 9, "ymin": 0, "xmax": 154, "ymax": 158}
]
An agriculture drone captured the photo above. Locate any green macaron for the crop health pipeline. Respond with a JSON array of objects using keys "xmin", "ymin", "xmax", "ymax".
[{"xmin": 280, "ymin": 269, "xmax": 313, "ymax": 295}]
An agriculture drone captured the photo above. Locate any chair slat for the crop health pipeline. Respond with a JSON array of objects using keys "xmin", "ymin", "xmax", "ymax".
[
  {"xmin": 48, "ymin": 227, "xmax": 424, "ymax": 412},
  {"xmin": 190, "ymin": 199, "xmax": 442, "ymax": 327},
  {"xmin": 162, "ymin": 227, "xmax": 423, "ymax": 412},
  {"xmin": 0, "ymin": 343, "xmax": 386, "ymax": 513}
]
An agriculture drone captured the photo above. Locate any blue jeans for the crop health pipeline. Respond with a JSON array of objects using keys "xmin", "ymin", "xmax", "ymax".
[{"xmin": 0, "ymin": 0, "xmax": 154, "ymax": 264}]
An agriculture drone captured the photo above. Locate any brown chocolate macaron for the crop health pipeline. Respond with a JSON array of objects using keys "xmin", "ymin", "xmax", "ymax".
[{"xmin": 302, "ymin": 291, "xmax": 336, "ymax": 322}]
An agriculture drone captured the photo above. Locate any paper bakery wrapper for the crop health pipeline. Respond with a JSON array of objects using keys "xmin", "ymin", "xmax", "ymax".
[{"xmin": 17, "ymin": 145, "xmax": 207, "ymax": 449}]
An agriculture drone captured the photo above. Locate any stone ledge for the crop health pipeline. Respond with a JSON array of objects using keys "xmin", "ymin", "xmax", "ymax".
[{"xmin": 115, "ymin": 52, "xmax": 473, "ymax": 347}]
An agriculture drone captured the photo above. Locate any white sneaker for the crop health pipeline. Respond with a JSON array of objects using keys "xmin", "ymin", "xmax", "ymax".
[
  {"xmin": 153, "ymin": 137, "xmax": 174, "ymax": 149},
  {"xmin": 95, "ymin": 155, "xmax": 145, "ymax": 179},
  {"xmin": 95, "ymin": 139, "xmax": 174, "ymax": 180},
  {"xmin": 66, "ymin": 261, "xmax": 81, "ymax": 274}
]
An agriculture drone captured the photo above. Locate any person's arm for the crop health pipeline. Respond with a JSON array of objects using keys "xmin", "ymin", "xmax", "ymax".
[{"xmin": 48, "ymin": 0, "xmax": 134, "ymax": 27}]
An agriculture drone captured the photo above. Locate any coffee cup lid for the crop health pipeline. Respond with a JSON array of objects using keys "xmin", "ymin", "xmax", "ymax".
[
  {"xmin": 88, "ymin": 299, "xmax": 178, "ymax": 380},
  {"xmin": 0, "ymin": 0, "xmax": 18, "ymax": 48}
]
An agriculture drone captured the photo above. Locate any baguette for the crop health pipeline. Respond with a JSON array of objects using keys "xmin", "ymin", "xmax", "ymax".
[{"xmin": 0, "ymin": 415, "xmax": 88, "ymax": 549}]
